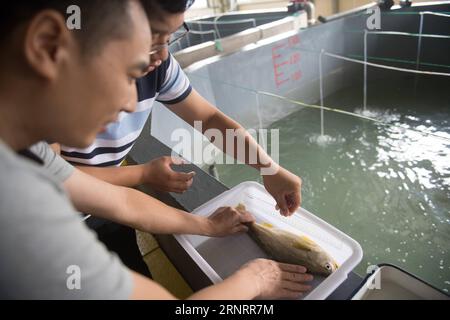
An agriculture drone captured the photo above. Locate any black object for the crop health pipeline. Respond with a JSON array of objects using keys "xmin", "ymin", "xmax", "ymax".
[
  {"xmin": 378, "ymin": 0, "xmax": 395, "ymax": 10},
  {"xmin": 399, "ymin": 0, "xmax": 412, "ymax": 8},
  {"xmin": 318, "ymin": 15, "xmax": 327, "ymax": 23},
  {"xmin": 288, "ymin": 0, "xmax": 305, "ymax": 14},
  {"xmin": 86, "ymin": 218, "xmax": 153, "ymax": 278},
  {"xmin": 17, "ymin": 149, "xmax": 44, "ymax": 165}
]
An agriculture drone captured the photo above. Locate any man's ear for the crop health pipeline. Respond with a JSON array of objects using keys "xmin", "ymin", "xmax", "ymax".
[{"xmin": 23, "ymin": 10, "xmax": 73, "ymax": 81}]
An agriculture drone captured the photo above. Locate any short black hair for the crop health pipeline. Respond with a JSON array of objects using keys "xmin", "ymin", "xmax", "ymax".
[
  {"xmin": 149, "ymin": 0, "xmax": 190, "ymax": 14},
  {"xmin": 0, "ymin": 0, "xmax": 152, "ymax": 55}
]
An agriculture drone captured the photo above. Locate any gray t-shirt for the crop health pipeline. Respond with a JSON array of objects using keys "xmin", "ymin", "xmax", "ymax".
[
  {"xmin": 30, "ymin": 142, "xmax": 74, "ymax": 183},
  {"xmin": 0, "ymin": 141, "xmax": 133, "ymax": 299}
]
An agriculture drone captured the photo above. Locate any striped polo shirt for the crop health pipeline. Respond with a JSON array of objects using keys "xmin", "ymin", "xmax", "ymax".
[{"xmin": 61, "ymin": 54, "xmax": 192, "ymax": 167}]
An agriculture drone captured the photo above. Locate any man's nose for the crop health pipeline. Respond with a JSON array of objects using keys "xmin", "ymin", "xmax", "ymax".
[
  {"xmin": 160, "ymin": 46, "xmax": 169, "ymax": 61},
  {"xmin": 152, "ymin": 47, "xmax": 169, "ymax": 63},
  {"xmin": 123, "ymin": 88, "xmax": 138, "ymax": 113}
]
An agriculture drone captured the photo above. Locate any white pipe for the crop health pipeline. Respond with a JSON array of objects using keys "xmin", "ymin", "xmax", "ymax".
[
  {"xmin": 189, "ymin": 29, "xmax": 218, "ymax": 41},
  {"xmin": 319, "ymin": 49, "xmax": 325, "ymax": 136},
  {"xmin": 367, "ymin": 30, "xmax": 450, "ymax": 39},
  {"xmin": 304, "ymin": 1, "xmax": 316, "ymax": 25},
  {"xmin": 254, "ymin": 92, "xmax": 266, "ymax": 150},
  {"xmin": 421, "ymin": 11, "xmax": 450, "ymax": 18},
  {"xmin": 193, "ymin": 17, "xmax": 257, "ymax": 39},
  {"xmin": 323, "ymin": 51, "xmax": 450, "ymax": 77},
  {"xmin": 229, "ymin": 0, "xmax": 238, "ymax": 11},
  {"xmin": 364, "ymin": 30, "xmax": 368, "ymax": 111},
  {"xmin": 193, "ymin": 18, "xmax": 258, "ymax": 25},
  {"xmin": 416, "ymin": 12, "xmax": 424, "ymax": 70},
  {"xmin": 213, "ymin": 15, "xmax": 222, "ymax": 39}
]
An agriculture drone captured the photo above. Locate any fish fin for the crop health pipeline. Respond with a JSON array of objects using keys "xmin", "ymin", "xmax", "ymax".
[
  {"xmin": 236, "ymin": 205, "xmax": 273, "ymax": 229},
  {"xmin": 292, "ymin": 235, "xmax": 318, "ymax": 252},
  {"xmin": 293, "ymin": 240, "xmax": 313, "ymax": 251},
  {"xmin": 300, "ymin": 235, "xmax": 317, "ymax": 246},
  {"xmin": 260, "ymin": 222, "xmax": 274, "ymax": 228}
]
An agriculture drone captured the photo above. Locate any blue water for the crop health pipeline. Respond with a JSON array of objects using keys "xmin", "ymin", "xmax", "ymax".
[{"xmin": 215, "ymin": 76, "xmax": 450, "ymax": 293}]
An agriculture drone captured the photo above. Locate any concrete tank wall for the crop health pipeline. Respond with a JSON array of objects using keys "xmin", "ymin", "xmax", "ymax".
[{"xmin": 150, "ymin": 2, "xmax": 450, "ymax": 165}]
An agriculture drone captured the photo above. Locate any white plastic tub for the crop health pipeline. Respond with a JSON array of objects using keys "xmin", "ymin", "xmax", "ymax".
[
  {"xmin": 351, "ymin": 264, "xmax": 450, "ymax": 300},
  {"xmin": 175, "ymin": 181, "xmax": 363, "ymax": 300}
]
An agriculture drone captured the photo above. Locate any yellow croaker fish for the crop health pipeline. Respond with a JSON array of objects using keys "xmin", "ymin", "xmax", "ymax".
[{"xmin": 236, "ymin": 204, "xmax": 339, "ymax": 276}]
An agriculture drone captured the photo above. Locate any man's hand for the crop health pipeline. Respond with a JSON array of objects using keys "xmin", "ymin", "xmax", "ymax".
[
  {"xmin": 206, "ymin": 206, "xmax": 255, "ymax": 237},
  {"xmin": 262, "ymin": 167, "xmax": 302, "ymax": 217},
  {"xmin": 235, "ymin": 259, "xmax": 313, "ymax": 299},
  {"xmin": 141, "ymin": 156, "xmax": 195, "ymax": 193}
]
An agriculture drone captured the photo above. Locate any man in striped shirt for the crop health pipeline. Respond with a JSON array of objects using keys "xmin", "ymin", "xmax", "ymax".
[{"xmin": 60, "ymin": 0, "xmax": 303, "ymax": 276}]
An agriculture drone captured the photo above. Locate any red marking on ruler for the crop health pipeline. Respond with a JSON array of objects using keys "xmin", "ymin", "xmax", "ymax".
[
  {"xmin": 275, "ymin": 61, "xmax": 289, "ymax": 69},
  {"xmin": 272, "ymin": 46, "xmax": 288, "ymax": 88},
  {"xmin": 291, "ymin": 70, "xmax": 302, "ymax": 81},
  {"xmin": 272, "ymin": 36, "xmax": 302, "ymax": 88},
  {"xmin": 290, "ymin": 52, "xmax": 301, "ymax": 65},
  {"xmin": 288, "ymin": 35, "xmax": 300, "ymax": 48},
  {"xmin": 273, "ymin": 43, "xmax": 287, "ymax": 50}
]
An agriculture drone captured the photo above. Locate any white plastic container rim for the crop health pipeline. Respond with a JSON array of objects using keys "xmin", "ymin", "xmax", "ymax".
[{"xmin": 175, "ymin": 181, "xmax": 364, "ymax": 300}]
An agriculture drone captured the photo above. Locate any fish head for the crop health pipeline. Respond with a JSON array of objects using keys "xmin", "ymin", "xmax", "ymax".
[
  {"xmin": 324, "ymin": 260, "xmax": 339, "ymax": 274},
  {"xmin": 293, "ymin": 235, "xmax": 339, "ymax": 276},
  {"xmin": 314, "ymin": 251, "xmax": 339, "ymax": 275}
]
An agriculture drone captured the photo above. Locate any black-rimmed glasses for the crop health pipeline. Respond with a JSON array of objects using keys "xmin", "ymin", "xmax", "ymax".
[{"xmin": 149, "ymin": 22, "xmax": 190, "ymax": 55}]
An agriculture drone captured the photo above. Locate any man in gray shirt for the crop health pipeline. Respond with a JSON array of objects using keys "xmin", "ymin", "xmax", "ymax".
[
  {"xmin": 0, "ymin": 0, "xmax": 153, "ymax": 300},
  {"xmin": 0, "ymin": 141, "xmax": 133, "ymax": 299},
  {"xmin": 0, "ymin": 0, "xmax": 313, "ymax": 299}
]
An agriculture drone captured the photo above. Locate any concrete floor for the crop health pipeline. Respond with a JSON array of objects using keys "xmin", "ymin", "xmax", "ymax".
[{"xmin": 136, "ymin": 230, "xmax": 193, "ymax": 299}]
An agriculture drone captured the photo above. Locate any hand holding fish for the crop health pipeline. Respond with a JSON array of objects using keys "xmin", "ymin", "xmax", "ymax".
[
  {"xmin": 262, "ymin": 166, "xmax": 302, "ymax": 216},
  {"xmin": 236, "ymin": 204, "xmax": 339, "ymax": 276},
  {"xmin": 234, "ymin": 258, "xmax": 313, "ymax": 299},
  {"xmin": 206, "ymin": 206, "xmax": 255, "ymax": 237}
]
